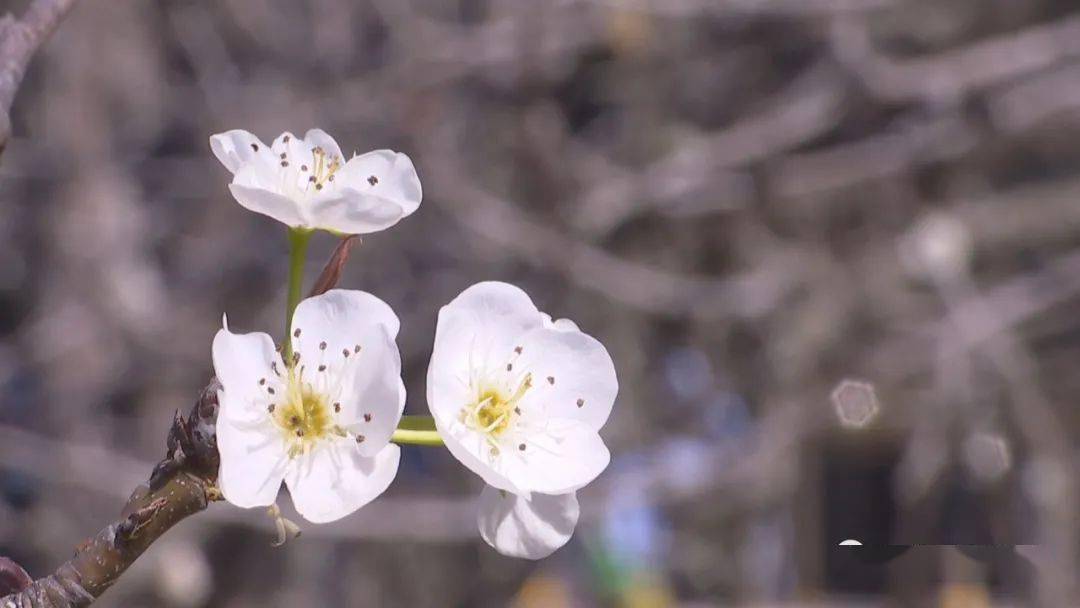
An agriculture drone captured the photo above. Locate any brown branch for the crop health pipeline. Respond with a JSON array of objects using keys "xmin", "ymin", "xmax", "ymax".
[
  {"xmin": 0, "ymin": 0, "xmax": 79, "ymax": 154},
  {"xmin": 0, "ymin": 380, "xmax": 222, "ymax": 607}
]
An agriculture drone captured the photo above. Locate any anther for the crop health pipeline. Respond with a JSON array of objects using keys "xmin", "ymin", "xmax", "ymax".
[
  {"xmin": 293, "ymin": 328, "xmax": 301, "ymax": 338},
  {"xmin": 334, "ymin": 402, "xmax": 341, "ymax": 413},
  {"xmin": 283, "ymin": 135, "xmax": 291, "ymax": 142},
  {"xmin": 296, "ymin": 430, "xmax": 304, "ymax": 437},
  {"xmin": 259, "ymin": 378, "xmax": 266, "ymax": 386},
  {"xmin": 547, "ymin": 376, "xmax": 555, "ymax": 385},
  {"xmin": 363, "ymin": 413, "xmax": 372, "ymax": 422},
  {"xmin": 576, "ymin": 398, "xmax": 584, "ymax": 408},
  {"xmin": 354, "ymin": 344, "xmax": 361, "ymax": 353},
  {"xmin": 342, "ymin": 349, "xmax": 350, "ymax": 358},
  {"xmin": 292, "ymin": 352, "xmax": 300, "ymax": 365},
  {"xmin": 301, "ymin": 165, "xmax": 308, "ymax": 171},
  {"xmin": 308, "ymin": 175, "xmax": 316, "ymax": 183},
  {"xmin": 290, "ymin": 416, "xmax": 300, "ymax": 425},
  {"xmin": 251, "ymin": 143, "xmax": 259, "ymax": 152},
  {"xmin": 268, "ymin": 387, "xmax": 276, "ymax": 395},
  {"xmin": 281, "ymin": 160, "xmax": 289, "ymax": 167},
  {"xmin": 507, "ymin": 363, "xmax": 513, "ymax": 372},
  {"xmin": 514, "ymin": 346, "xmax": 523, "ymax": 354},
  {"xmin": 315, "ymin": 183, "xmax": 322, "ymax": 190},
  {"xmin": 280, "ymin": 152, "xmax": 287, "ymax": 159},
  {"xmin": 518, "ymin": 444, "xmax": 526, "ymax": 451},
  {"xmin": 318, "ymin": 365, "xmax": 326, "ymax": 372},
  {"xmin": 355, "ymin": 435, "xmax": 365, "ymax": 444},
  {"xmin": 514, "ymin": 407, "xmax": 521, "ymax": 415},
  {"xmin": 319, "ymin": 341, "xmax": 327, "ymax": 350},
  {"xmin": 268, "ymin": 404, "xmax": 276, "ymax": 413},
  {"xmin": 367, "ymin": 175, "xmax": 378, "ymax": 186}
]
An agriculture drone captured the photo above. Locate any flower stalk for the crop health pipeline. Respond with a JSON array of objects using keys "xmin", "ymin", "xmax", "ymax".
[
  {"xmin": 392, "ymin": 415, "xmax": 444, "ymax": 446},
  {"xmin": 284, "ymin": 227, "xmax": 312, "ymax": 358}
]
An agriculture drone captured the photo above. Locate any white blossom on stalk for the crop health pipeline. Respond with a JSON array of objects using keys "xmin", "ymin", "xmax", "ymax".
[
  {"xmin": 209, "ymin": 128, "xmax": 422, "ymax": 234},
  {"xmin": 213, "ymin": 290, "xmax": 405, "ymax": 523},
  {"xmin": 427, "ymin": 282, "xmax": 618, "ymax": 558}
]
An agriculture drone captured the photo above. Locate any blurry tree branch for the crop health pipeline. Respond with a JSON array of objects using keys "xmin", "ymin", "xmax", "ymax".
[
  {"xmin": 0, "ymin": 0, "xmax": 79, "ymax": 154},
  {"xmin": 0, "ymin": 381, "xmax": 221, "ymax": 607}
]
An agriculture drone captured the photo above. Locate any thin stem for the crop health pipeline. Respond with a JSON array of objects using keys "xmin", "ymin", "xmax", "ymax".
[
  {"xmin": 392, "ymin": 415, "xmax": 444, "ymax": 446},
  {"xmin": 284, "ymin": 228, "xmax": 312, "ymax": 359}
]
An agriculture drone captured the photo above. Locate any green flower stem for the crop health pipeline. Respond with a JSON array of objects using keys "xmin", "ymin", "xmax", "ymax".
[
  {"xmin": 284, "ymin": 228, "xmax": 312, "ymax": 360},
  {"xmin": 392, "ymin": 415, "xmax": 444, "ymax": 446}
]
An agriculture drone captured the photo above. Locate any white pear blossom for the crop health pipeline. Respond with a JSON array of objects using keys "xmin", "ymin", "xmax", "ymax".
[
  {"xmin": 427, "ymin": 282, "xmax": 617, "ymax": 558},
  {"xmin": 209, "ymin": 128, "xmax": 422, "ymax": 234},
  {"xmin": 213, "ymin": 289, "xmax": 405, "ymax": 523}
]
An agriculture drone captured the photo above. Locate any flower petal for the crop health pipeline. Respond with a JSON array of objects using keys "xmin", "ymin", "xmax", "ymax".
[
  {"xmin": 227, "ymin": 182, "xmax": 307, "ymax": 227},
  {"xmin": 211, "ymin": 320, "xmax": 285, "ymax": 422},
  {"xmin": 303, "ymin": 128, "xmax": 344, "ymax": 162},
  {"xmin": 210, "ymin": 129, "xmax": 270, "ymax": 174},
  {"xmin": 515, "ymin": 326, "xmax": 617, "ymax": 431},
  {"xmin": 337, "ymin": 150, "xmax": 422, "ymax": 216},
  {"xmin": 216, "ymin": 415, "xmax": 287, "ymax": 508},
  {"xmin": 285, "ymin": 442, "xmax": 400, "ymax": 523},
  {"xmin": 305, "ymin": 190, "xmax": 405, "ymax": 235},
  {"xmin": 478, "ymin": 487, "xmax": 579, "ymax": 559},
  {"xmin": 290, "ymin": 289, "xmax": 403, "ymax": 455},
  {"xmin": 427, "ymin": 282, "xmax": 542, "ymax": 423},
  {"xmin": 502, "ymin": 419, "xmax": 610, "ymax": 494},
  {"xmin": 541, "ymin": 312, "xmax": 580, "ymax": 333}
]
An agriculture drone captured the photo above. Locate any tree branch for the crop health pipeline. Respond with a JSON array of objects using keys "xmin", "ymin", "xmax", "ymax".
[
  {"xmin": 1, "ymin": 380, "xmax": 222, "ymax": 608},
  {"xmin": 0, "ymin": 0, "xmax": 80, "ymax": 154}
]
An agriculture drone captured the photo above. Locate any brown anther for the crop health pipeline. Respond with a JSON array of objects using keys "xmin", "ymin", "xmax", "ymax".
[
  {"xmin": 367, "ymin": 175, "xmax": 379, "ymax": 186},
  {"xmin": 283, "ymin": 135, "xmax": 291, "ymax": 142},
  {"xmin": 308, "ymin": 175, "xmax": 316, "ymax": 183},
  {"xmin": 279, "ymin": 152, "xmax": 287, "ymax": 159},
  {"xmin": 354, "ymin": 344, "xmax": 361, "ymax": 353},
  {"xmin": 334, "ymin": 402, "xmax": 341, "ymax": 413},
  {"xmin": 576, "ymin": 398, "xmax": 585, "ymax": 408},
  {"xmin": 301, "ymin": 165, "xmax": 308, "ymax": 171},
  {"xmin": 293, "ymin": 328, "xmax": 301, "ymax": 338},
  {"xmin": 518, "ymin": 444, "xmax": 526, "ymax": 451},
  {"xmin": 319, "ymin": 341, "xmax": 327, "ymax": 350},
  {"xmin": 514, "ymin": 346, "xmax": 523, "ymax": 354},
  {"xmin": 363, "ymin": 413, "xmax": 372, "ymax": 422},
  {"xmin": 259, "ymin": 378, "xmax": 266, "ymax": 386},
  {"xmin": 318, "ymin": 365, "xmax": 326, "ymax": 372},
  {"xmin": 251, "ymin": 143, "xmax": 259, "ymax": 151},
  {"xmin": 547, "ymin": 376, "xmax": 555, "ymax": 385},
  {"xmin": 343, "ymin": 349, "xmax": 350, "ymax": 358},
  {"xmin": 507, "ymin": 363, "xmax": 513, "ymax": 371},
  {"xmin": 281, "ymin": 160, "xmax": 289, "ymax": 167},
  {"xmin": 315, "ymin": 183, "xmax": 323, "ymax": 190},
  {"xmin": 290, "ymin": 416, "xmax": 300, "ymax": 425},
  {"xmin": 268, "ymin": 404, "xmax": 276, "ymax": 413},
  {"xmin": 267, "ymin": 387, "xmax": 276, "ymax": 395},
  {"xmin": 296, "ymin": 430, "xmax": 304, "ymax": 437},
  {"xmin": 355, "ymin": 435, "xmax": 365, "ymax": 444},
  {"xmin": 514, "ymin": 407, "xmax": 521, "ymax": 415}
]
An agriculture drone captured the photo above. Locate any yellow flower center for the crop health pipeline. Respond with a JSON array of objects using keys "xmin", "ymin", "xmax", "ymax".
[
  {"xmin": 460, "ymin": 373, "xmax": 532, "ymax": 455},
  {"xmin": 272, "ymin": 370, "xmax": 343, "ymax": 458}
]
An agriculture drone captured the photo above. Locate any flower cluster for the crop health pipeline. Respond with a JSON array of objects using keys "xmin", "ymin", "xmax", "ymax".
[{"xmin": 209, "ymin": 128, "xmax": 617, "ymax": 558}]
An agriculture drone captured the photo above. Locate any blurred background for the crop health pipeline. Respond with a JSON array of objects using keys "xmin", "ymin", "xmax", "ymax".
[{"xmin": 1, "ymin": 0, "xmax": 1079, "ymax": 605}]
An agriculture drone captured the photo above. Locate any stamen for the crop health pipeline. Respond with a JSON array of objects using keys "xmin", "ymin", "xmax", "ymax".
[{"xmin": 367, "ymin": 175, "xmax": 378, "ymax": 186}]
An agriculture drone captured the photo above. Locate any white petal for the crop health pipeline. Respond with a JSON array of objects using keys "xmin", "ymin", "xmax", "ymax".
[
  {"xmin": 211, "ymin": 321, "xmax": 285, "ymax": 422},
  {"xmin": 290, "ymin": 290, "xmax": 403, "ymax": 455},
  {"xmin": 306, "ymin": 190, "xmax": 405, "ymax": 235},
  {"xmin": 337, "ymin": 150, "xmax": 422, "ymax": 216},
  {"xmin": 285, "ymin": 442, "xmax": 400, "ymax": 523},
  {"xmin": 433, "ymin": 413, "xmax": 526, "ymax": 495},
  {"xmin": 303, "ymin": 128, "xmax": 344, "ymax": 162},
  {"xmin": 503, "ymin": 419, "xmax": 610, "ymax": 494},
  {"xmin": 216, "ymin": 415, "xmax": 287, "ymax": 508},
  {"xmin": 227, "ymin": 182, "xmax": 306, "ymax": 227},
  {"xmin": 515, "ymin": 327, "xmax": 617, "ymax": 431},
  {"xmin": 478, "ymin": 487, "xmax": 579, "ymax": 559},
  {"xmin": 210, "ymin": 129, "xmax": 269, "ymax": 174},
  {"xmin": 427, "ymin": 282, "xmax": 542, "ymax": 423},
  {"xmin": 540, "ymin": 312, "xmax": 580, "ymax": 333}
]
